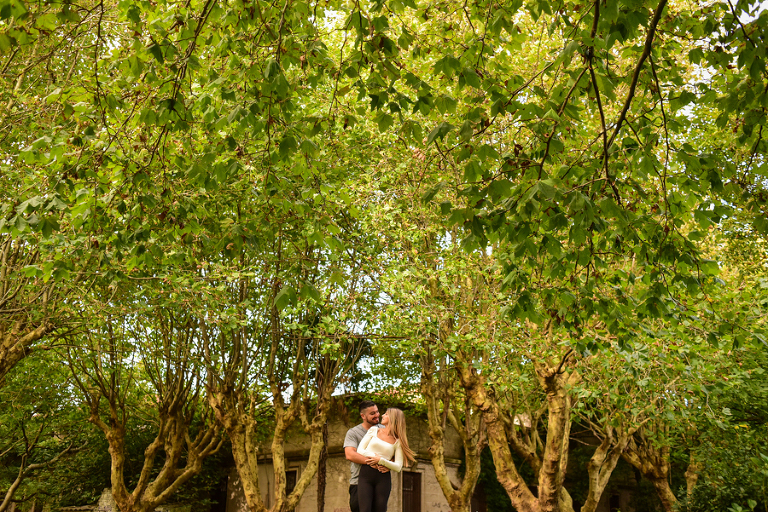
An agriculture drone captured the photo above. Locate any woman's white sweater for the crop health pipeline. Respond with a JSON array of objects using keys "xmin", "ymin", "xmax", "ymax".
[{"xmin": 357, "ymin": 427, "xmax": 404, "ymax": 472}]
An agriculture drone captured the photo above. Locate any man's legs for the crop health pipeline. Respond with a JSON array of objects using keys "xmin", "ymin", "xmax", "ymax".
[{"xmin": 349, "ymin": 484, "xmax": 360, "ymax": 512}]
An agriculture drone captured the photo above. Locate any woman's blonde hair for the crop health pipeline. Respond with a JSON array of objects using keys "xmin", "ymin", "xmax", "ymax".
[{"xmin": 386, "ymin": 407, "xmax": 416, "ymax": 467}]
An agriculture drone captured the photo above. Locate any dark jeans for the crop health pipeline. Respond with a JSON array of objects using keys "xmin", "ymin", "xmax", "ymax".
[
  {"xmin": 349, "ymin": 484, "xmax": 359, "ymax": 512},
  {"xmin": 358, "ymin": 464, "xmax": 391, "ymax": 512}
]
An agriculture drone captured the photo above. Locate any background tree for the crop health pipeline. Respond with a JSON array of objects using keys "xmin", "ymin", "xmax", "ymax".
[
  {"xmin": 0, "ymin": 353, "xmax": 84, "ymax": 512},
  {"xmin": 66, "ymin": 295, "xmax": 221, "ymax": 512},
  {"xmin": 197, "ymin": 119, "xmax": 381, "ymax": 511}
]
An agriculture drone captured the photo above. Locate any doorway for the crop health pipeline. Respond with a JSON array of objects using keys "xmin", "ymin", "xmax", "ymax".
[{"xmin": 402, "ymin": 471, "xmax": 421, "ymax": 512}]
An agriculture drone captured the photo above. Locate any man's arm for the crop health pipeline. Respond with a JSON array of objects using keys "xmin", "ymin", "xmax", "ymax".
[{"xmin": 345, "ymin": 446, "xmax": 369, "ymax": 465}]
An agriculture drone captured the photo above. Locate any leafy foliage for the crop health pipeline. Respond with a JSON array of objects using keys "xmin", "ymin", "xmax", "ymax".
[{"xmin": 2, "ymin": 0, "xmax": 768, "ymax": 510}]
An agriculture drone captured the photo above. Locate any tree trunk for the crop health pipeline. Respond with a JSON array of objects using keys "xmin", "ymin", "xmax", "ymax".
[
  {"xmin": 224, "ymin": 419, "xmax": 265, "ymax": 512},
  {"xmin": 536, "ymin": 363, "xmax": 570, "ymax": 512},
  {"xmin": 622, "ymin": 430, "xmax": 676, "ymax": 512},
  {"xmin": 78, "ymin": 350, "xmax": 221, "ymax": 511},
  {"xmin": 649, "ymin": 477, "xmax": 677, "ymax": 512},
  {"xmin": 684, "ymin": 452, "xmax": 700, "ymax": 500},
  {"xmin": 581, "ymin": 429, "xmax": 631, "ymax": 512},
  {"xmin": 533, "ymin": 362, "xmax": 580, "ymax": 512},
  {"xmin": 0, "ymin": 322, "xmax": 53, "ymax": 383},
  {"xmin": 457, "ymin": 352, "xmax": 582, "ymax": 512},
  {"xmin": 459, "ymin": 366, "xmax": 539, "ymax": 512},
  {"xmin": 0, "ymin": 235, "xmax": 59, "ymax": 385},
  {"xmin": 316, "ymin": 422, "xmax": 328, "ymax": 512},
  {"xmin": 212, "ymin": 378, "xmax": 333, "ymax": 512},
  {"xmin": 95, "ymin": 408, "xmax": 220, "ymax": 512},
  {"xmin": 421, "ymin": 359, "xmax": 483, "ymax": 512}
]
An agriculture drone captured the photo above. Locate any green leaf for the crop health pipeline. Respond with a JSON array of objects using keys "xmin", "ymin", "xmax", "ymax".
[
  {"xmin": 671, "ymin": 91, "xmax": 697, "ymax": 111},
  {"xmin": 125, "ymin": 5, "xmax": 141, "ymax": 23},
  {"xmin": 421, "ymin": 183, "xmax": 445, "ymax": 204},
  {"xmin": 346, "ymin": 11, "xmax": 369, "ymax": 36},
  {"xmin": 148, "ymin": 44, "xmax": 164, "ymax": 63},
  {"xmin": 398, "ymin": 27, "xmax": 414, "ymax": 49},
  {"xmin": 700, "ymin": 259, "xmax": 720, "ymax": 275},
  {"xmin": 274, "ymin": 285, "xmax": 296, "ymax": 310},
  {"xmin": 464, "ymin": 159, "xmax": 482, "ymax": 183},
  {"xmin": 459, "ymin": 120, "xmax": 474, "ymax": 141},
  {"xmin": 427, "ymin": 122, "xmax": 454, "ymax": 145},
  {"xmin": 22, "ymin": 265, "xmax": 40, "ymax": 277},
  {"xmin": 461, "ymin": 68, "xmax": 482, "ymax": 89},
  {"xmin": 538, "ymin": 180, "xmax": 556, "ymax": 199},
  {"xmin": 264, "ymin": 59, "xmax": 280, "ymax": 79},
  {"xmin": 279, "ymin": 135, "xmax": 297, "ymax": 159},
  {"xmin": 13, "ymin": 215, "xmax": 28, "ymax": 232},
  {"xmin": 35, "ymin": 12, "xmax": 58, "ymax": 31},
  {"xmin": 0, "ymin": 34, "xmax": 11, "ymax": 52},
  {"xmin": 375, "ymin": 112, "xmax": 394, "ymax": 132},
  {"xmin": 400, "ymin": 120, "xmax": 423, "ymax": 144}
]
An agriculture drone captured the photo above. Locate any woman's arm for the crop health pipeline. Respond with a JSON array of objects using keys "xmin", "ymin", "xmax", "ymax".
[
  {"xmin": 357, "ymin": 427, "xmax": 377, "ymax": 456},
  {"xmin": 376, "ymin": 444, "xmax": 404, "ymax": 473}
]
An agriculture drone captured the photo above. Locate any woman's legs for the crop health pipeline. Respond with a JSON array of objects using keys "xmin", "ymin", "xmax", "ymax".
[
  {"xmin": 358, "ymin": 464, "xmax": 392, "ymax": 512},
  {"xmin": 372, "ymin": 470, "xmax": 391, "ymax": 512},
  {"xmin": 358, "ymin": 465, "xmax": 375, "ymax": 512}
]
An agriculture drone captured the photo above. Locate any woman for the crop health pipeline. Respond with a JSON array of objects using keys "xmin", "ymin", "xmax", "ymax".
[{"xmin": 356, "ymin": 407, "xmax": 416, "ymax": 512}]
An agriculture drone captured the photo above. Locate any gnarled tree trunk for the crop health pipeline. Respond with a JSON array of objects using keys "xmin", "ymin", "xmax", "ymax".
[
  {"xmin": 0, "ymin": 235, "xmax": 58, "ymax": 384},
  {"xmin": 580, "ymin": 427, "xmax": 633, "ymax": 512},
  {"xmin": 68, "ymin": 310, "xmax": 222, "ymax": 512},
  {"xmin": 684, "ymin": 453, "xmax": 700, "ymax": 500},
  {"xmin": 205, "ymin": 307, "xmax": 360, "ymax": 512},
  {"xmin": 622, "ymin": 428, "xmax": 676, "ymax": 512},
  {"xmin": 421, "ymin": 349, "xmax": 485, "ymax": 512},
  {"xmin": 458, "ymin": 350, "xmax": 578, "ymax": 512}
]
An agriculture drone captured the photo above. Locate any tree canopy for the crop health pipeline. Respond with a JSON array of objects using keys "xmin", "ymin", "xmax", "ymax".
[{"xmin": 1, "ymin": 0, "xmax": 767, "ymax": 510}]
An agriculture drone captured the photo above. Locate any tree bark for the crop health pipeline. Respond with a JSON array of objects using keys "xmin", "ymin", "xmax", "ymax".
[
  {"xmin": 535, "ymin": 363, "xmax": 572, "ymax": 512},
  {"xmin": 649, "ymin": 477, "xmax": 677, "ymax": 512},
  {"xmin": 459, "ymin": 365, "xmax": 539, "ymax": 512},
  {"xmin": 91, "ymin": 398, "xmax": 221, "ymax": 512},
  {"xmin": 0, "ymin": 321, "xmax": 54, "ymax": 384},
  {"xmin": 684, "ymin": 452, "xmax": 700, "ymax": 500},
  {"xmin": 70, "ymin": 312, "xmax": 222, "ymax": 512},
  {"xmin": 421, "ymin": 351, "xmax": 484, "ymax": 512},
  {"xmin": 580, "ymin": 428, "xmax": 631, "ymax": 512},
  {"xmin": 622, "ymin": 429, "xmax": 677, "ymax": 512},
  {"xmin": 316, "ymin": 422, "xmax": 328, "ymax": 512},
  {"xmin": 210, "ymin": 364, "xmax": 335, "ymax": 512},
  {"xmin": 457, "ymin": 353, "xmax": 579, "ymax": 512},
  {"xmin": 0, "ymin": 235, "xmax": 59, "ymax": 385}
]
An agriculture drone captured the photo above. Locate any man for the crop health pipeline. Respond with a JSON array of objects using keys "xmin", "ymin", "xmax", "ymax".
[{"xmin": 344, "ymin": 400, "xmax": 388, "ymax": 512}]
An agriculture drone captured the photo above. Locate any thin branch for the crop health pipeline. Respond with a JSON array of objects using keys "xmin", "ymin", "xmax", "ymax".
[
  {"xmin": 725, "ymin": 0, "xmax": 756, "ymax": 48},
  {"xmin": 607, "ymin": 0, "xmax": 668, "ymax": 150}
]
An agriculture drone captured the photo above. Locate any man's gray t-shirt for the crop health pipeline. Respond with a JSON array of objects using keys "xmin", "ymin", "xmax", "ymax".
[{"xmin": 344, "ymin": 424, "xmax": 382, "ymax": 485}]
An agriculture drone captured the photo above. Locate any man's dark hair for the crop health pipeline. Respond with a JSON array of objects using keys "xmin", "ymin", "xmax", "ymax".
[{"xmin": 359, "ymin": 400, "xmax": 376, "ymax": 413}]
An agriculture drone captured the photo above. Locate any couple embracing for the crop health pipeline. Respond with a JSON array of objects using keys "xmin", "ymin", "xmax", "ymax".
[{"xmin": 344, "ymin": 401, "xmax": 416, "ymax": 512}]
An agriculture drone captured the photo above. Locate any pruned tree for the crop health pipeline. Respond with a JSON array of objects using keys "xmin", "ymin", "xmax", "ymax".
[
  {"xmin": 66, "ymin": 301, "xmax": 221, "ymax": 512},
  {"xmin": 202, "ymin": 244, "xmax": 372, "ymax": 512},
  {"xmin": 420, "ymin": 345, "xmax": 486, "ymax": 512}
]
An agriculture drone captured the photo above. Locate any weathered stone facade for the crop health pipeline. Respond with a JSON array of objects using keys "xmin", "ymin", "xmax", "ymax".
[{"xmin": 225, "ymin": 406, "xmax": 464, "ymax": 512}]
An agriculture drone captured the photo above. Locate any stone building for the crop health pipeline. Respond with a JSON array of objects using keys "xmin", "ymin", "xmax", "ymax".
[{"xmin": 225, "ymin": 401, "xmax": 471, "ymax": 512}]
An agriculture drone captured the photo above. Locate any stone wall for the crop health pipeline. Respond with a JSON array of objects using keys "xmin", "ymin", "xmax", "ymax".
[{"xmin": 225, "ymin": 406, "xmax": 463, "ymax": 512}]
